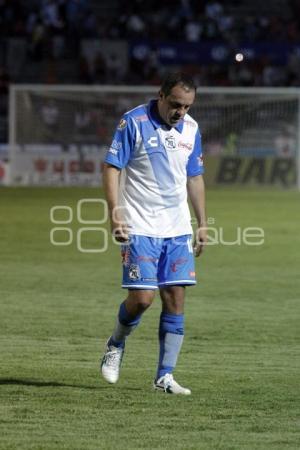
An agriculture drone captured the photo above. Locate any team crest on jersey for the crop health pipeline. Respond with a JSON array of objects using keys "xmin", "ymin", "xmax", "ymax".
[
  {"xmin": 128, "ymin": 264, "xmax": 141, "ymax": 280},
  {"xmin": 165, "ymin": 136, "xmax": 176, "ymax": 149},
  {"xmin": 117, "ymin": 118, "xmax": 127, "ymax": 130}
]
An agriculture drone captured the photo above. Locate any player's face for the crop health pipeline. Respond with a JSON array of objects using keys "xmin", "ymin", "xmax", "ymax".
[{"xmin": 158, "ymin": 84, "xmax": 195, "ymax": 127}]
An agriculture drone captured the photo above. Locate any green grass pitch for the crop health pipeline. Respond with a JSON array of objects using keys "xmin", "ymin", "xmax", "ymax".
[{"xmin": 0, "ymin": 186, "xmax": 300, "ymax": 450}]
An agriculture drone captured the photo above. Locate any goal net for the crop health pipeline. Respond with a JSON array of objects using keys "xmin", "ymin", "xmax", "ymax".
[{"xmin": 9, "ymin": 85, "xmax": 300, "ymax": 187}]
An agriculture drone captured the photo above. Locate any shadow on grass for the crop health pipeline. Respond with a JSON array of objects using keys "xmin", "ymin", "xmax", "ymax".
[
  {"xmin": 0, "ymin": 377, "xmax": 141, "ymax": 391},
  {"xmin": 0, "ymin": 377, "xmax": 106, "ymax": 390}
]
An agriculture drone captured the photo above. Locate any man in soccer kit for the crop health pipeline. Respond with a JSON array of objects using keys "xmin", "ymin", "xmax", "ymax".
[{"xmin": 101, "ymin": 72, "xmax": 207, "ymax": 395}]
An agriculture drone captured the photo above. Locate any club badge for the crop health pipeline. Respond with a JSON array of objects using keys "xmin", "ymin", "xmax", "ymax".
[
  {"xmin": 117, "ymin": 118, "xmax": 127, "ymax": 130},
  {"xmin": 165, "ymin": 135, "xmax": 176, "ymax": 149},
  {"xmin": 128, "ymin": 264, "xmax": 141, "ymax": 281}
]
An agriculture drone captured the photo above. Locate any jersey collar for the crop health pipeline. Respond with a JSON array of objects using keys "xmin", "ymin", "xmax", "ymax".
[{"xmin": 147, "ymin": 100, "xmax": 184, "ymax": 133}]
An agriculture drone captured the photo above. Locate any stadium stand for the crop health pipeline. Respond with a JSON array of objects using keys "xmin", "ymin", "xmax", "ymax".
[{"xmin": 1, "ymin": 0, "xmax": 300, "ymax": 143}]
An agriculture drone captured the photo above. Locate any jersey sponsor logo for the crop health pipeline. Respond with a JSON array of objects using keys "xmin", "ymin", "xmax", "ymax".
[
  {"xmin": 111, "ymin": 139, "xmax": 122, "ymax": 150},
  {"xmin": 128, "ymin": 264, "xmax": 141, "ymax": 280},
  {"xmin": 178, "ymin": 141, "xmax": 193, "ymax": 151},
  {"xmin": 147, "ymin": 136, "xmax": 158, "ymax": 147},
  {"xmin": 135, "ymin": 114, "xmax": 148, "ymax": 122},
  {"xmin": 108, "ymin": 139, "xmax": 122, "ymax": 155},
  {"xmin": 117, "ymin": 118, "xmax": 127, "ymax": 130},
  {"xmin": 165, "ymin": 136, "xmax": 176, "ymax": 150}
]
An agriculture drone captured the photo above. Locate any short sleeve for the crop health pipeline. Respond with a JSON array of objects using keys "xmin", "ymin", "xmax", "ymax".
[
  {"xmin": 186, "ymin": 129, "xmax": 204, "ymax": 177},
  {"xmin": 104, "ymin": 115, "xmax": 136, "ymax": 169}
]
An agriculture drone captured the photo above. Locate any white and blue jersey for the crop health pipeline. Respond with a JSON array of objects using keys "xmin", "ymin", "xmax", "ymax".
[{"xmin": 105, "ymin": 99, "xmax": 204, "ymax": 238}]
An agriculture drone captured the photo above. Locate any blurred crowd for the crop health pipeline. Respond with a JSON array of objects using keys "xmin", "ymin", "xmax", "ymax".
[
  {"xmin": 113, "ymin": 0, "xmax": 300, "ymax": 44},
  {"xmin": 1, "ymin": 0, "xmax": 300, "ymax": 92}
]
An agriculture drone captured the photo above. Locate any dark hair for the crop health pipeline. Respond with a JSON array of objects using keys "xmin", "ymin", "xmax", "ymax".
[{"xmin": 160, "ymin": 72, "xmax": 197, "ymax": 96}]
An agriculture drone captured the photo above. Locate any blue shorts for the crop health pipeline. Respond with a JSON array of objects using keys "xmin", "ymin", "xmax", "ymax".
[{"xmin": 121, "ymin": 234, "xmax": 196, "ymax": 290}]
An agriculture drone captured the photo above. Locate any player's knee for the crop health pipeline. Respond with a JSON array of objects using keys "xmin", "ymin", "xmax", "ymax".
[
  {"xmin": 160, "ymin": 286, "xmax": 185, "ymax": 313},
  {"xmin": 161, "ymin": 286, "xmax": 185, "ymax": 302},
  {"xmin": 137, "ymin": 297, "xmax": 154, "ymax": 312},
  {"xmin": 127, "ymin": 289, "xmax": 155, "ymax": 313}
]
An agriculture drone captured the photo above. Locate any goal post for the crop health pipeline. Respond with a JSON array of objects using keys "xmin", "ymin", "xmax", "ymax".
[
  {"xmin": 8, "ymin": 85, "xmax": 300, "ymax": 189},
  {"xmin": 8, "ymin": 85, "xmax": 158, "ymax": 186}
]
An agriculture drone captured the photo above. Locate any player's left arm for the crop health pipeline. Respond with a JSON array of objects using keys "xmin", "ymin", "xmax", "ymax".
[
  {"xmin": 187, "ymin": 174, "xmax": 207, "ymax": 257},
  {"xmin": 186, "ymin": 126, "xmax": 207, "ymax": 257}
]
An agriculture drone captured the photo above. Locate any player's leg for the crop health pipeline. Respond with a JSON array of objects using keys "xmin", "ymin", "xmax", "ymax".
[
  {"xmin": 109, "ymin": 289, "xmax": 155, "ymax": 348},
  {"xmin": 157, "ymin": 286, "xmax": 185, "ymax": 381},
  {"xmin": 108, "ymin": 234, "xmax": 160, "ymax": 346},
  {"xmin": 101, "ymin": 289, "xmax": 155, "ymax": 384},
  {"xmin": 154, "ymin": 235, "xmax": 195, "ymax": 395},
  {"xmin": 101, "ymin": 235, "xmax": 160, "ymax": 384},
  {"xmin": 154, "ymin": 286, "xmax": 191, "ymax": 394}
]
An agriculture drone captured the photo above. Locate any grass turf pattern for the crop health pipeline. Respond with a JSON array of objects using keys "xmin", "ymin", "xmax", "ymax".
[{"xmin": 0, "ymin": 187, "xmax": 299, "ymax": 450}]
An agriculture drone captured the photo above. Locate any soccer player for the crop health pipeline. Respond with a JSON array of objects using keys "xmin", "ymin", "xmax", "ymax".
[{"xmin": 101, "ymin": 72, "xmax": 207, "ymax": 395}]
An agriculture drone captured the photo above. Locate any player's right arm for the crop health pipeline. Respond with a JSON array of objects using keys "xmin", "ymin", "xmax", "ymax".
[
  {"xmin": 103, "ymin": 115, "xmax": 136, "ymax": 242},
  {"xmin": 103, "ymin": 163, "xmax": 129, "ymax": 242}
]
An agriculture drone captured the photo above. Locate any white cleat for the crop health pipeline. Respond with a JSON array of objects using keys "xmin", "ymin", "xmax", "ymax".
[
  {"xmin": 101, "ymin": 341, "xmax": 124, "ymax": 384},
  {"xmin": 153, "ymin": 373, "xmax": 191, "ymax": 395}
]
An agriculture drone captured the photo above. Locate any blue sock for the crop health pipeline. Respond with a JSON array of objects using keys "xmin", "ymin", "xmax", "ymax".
[
  {"xmin": 109, "ymin": 302, "xmax": 141, "ymax": 348},
  {"xmin": 156, "ymin": 312, "xmax": 184, "ymax": 380}
]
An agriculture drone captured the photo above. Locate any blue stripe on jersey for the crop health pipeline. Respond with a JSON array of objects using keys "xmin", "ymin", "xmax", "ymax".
[
  {"xmin": 105, "ymin": 114, "xmax": 136, "ymax": 168},
  {"xmin": 186, "ymin": 129, "xmax": 204, "ymax": 176}
]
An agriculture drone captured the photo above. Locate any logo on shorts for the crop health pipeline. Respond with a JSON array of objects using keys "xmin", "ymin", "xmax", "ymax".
[
  {"xmin": 170, "ymin": 258, "xmax": 188, "ymax": 273},
  {"xmin": 121, "ymin": 247, "xmax": 130, "ymax": 267},
  {"xmin": 129, "ymin": 264, "xmax": 141, "ymax": 280},
  {"xmin": 137, "ymin": 255, "xmax": 158, "ymax": 263}
]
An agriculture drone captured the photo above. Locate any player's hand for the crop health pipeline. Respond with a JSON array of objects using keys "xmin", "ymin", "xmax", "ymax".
[
  {"xmin": 111, "ymin": 220, "xmax": 129, "ymax": 243},
  {"xmin": 113, "ymin": 227, "xmax": 129, "ymax": 243},
  {"xmin": 193, "ymin": 225, "xmax": 207, "ymax": 257}
]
